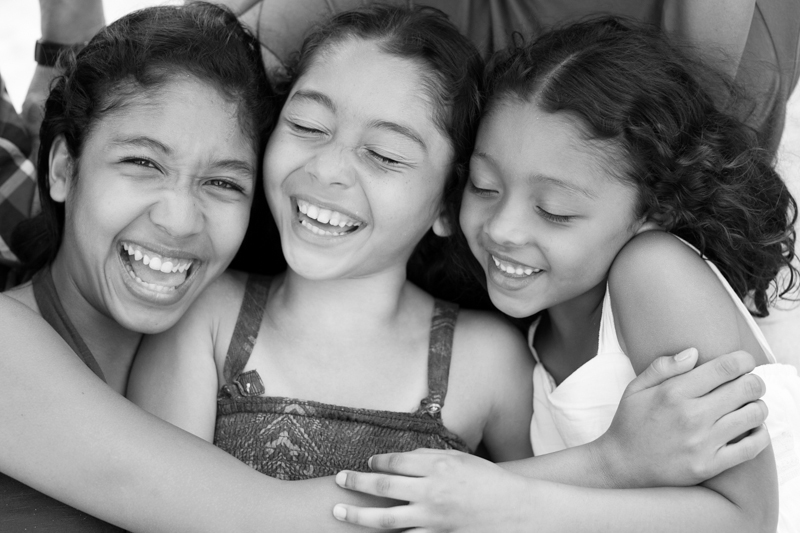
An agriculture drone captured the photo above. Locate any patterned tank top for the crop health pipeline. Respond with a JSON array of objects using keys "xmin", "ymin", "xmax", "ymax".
[{"xmin": 214, "ymin": 275, "xmax": 471, "ymax": 481}]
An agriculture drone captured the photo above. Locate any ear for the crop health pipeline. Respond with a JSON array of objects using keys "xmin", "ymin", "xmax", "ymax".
[
  {"xmin": 432, "ymin": 213, "xmax": 452, "ymax": 237},
  {"xmin": 48, "ymin": 135, "xmax": 73, "ymax": 203}
]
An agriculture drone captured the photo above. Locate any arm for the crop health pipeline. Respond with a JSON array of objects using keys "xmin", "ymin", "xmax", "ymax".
[
  {"xmin": 661, "ymin": 0, "xmax": 755, "ymax": 78},
  {"xmin": 22, "ymin": 0, "xmax": 105, "ymax": 143},
  {"xmin": 449, "ymin": 310, "xmax": 533, "ymax": 461},
  {"xmin": 126, "ymin": 272, "xmax": 243, "ymax": 441},
  {"xmin": 600, "ymin": 231, "xmax": 778, "ymax": 531},
  {"xmin": 0, "ymin": 293, "xmax": 396, "ymax": 533}
]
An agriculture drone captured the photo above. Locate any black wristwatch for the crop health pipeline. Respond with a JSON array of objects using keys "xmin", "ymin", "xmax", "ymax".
[{"xmin": 34, "ymin": 39, "xmax": 86, "ymax": 67}]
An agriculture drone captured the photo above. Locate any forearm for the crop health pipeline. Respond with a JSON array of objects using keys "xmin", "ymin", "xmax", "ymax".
[
  {"xmin": 0, "ymin": 299, "xmax": 390, "ymax": 532},
  {"xmin": 518, "ymin": 478, "xmax": 773, "ymax": 533},
  {"xmin": 500, "ymin": 440, "xmax": 620, "ymax": 489},
  {"xmin": 23, "ymin": 0, "xmax": 106, "ymax": 140}
]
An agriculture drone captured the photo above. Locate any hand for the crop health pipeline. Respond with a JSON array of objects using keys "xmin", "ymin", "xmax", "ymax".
[
  {"xmin": 596, "ymin": 348, "xmax": 770, "ymax": 488},
  {"xmin": 333, "ymin": 449, "xmax": 531, "ymax": 532}
]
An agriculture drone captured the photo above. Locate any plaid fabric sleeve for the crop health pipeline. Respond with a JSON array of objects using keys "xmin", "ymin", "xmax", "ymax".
[{"xmin": 0, "ymin": 71, "xmax": 37, "ymax": 266}]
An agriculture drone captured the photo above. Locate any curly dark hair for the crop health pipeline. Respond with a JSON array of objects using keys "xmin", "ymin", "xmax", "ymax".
[
  {"xmin": 277, "ymin": 4, "xmax": 488, "ymax": 304},
  {"xmin": 12, "ymin": 2, "xmax": 276, "ymax": 273},
  {"xmin": 480, "ymin": 17, "xmax": 798, "ymax": 316}
]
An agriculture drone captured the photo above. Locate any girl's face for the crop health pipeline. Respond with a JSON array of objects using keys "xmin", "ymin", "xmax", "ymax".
[
  {"xmin": 264, "ymin": 38, "xmax": 453, "ymax": 281},
  {"xmin": 460, "ymin": 100, "xmax": 650, "ymax": 318},
  {"xmin": 52, "ymin": 77, "xmax": 256, "ymax": 333}
]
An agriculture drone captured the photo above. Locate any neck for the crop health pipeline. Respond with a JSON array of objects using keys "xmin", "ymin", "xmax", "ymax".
[
  {"xmin": 50, "ymin": 256, "xmax": 142, "ymax": 394},
  {"xmin": 272, "ymin": 264, "xmax": 412, "ymax": 334}
]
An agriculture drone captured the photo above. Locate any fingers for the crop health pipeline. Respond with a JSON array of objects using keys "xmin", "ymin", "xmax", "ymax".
[
  {"xmin": 711, "ymin": 424, "xmax": 771, "ymax": 477},
  {"xmin": 700, "ymin": 372, "xmax": 766, "ymax": 421},
  {"xmin": 368, "ymin": 449, "xmax": 458, "ymax": 476},
  {"xmin": 713, "ymin": 398, "xmax": 769, "ymax": 444},
  {"xmin": 336, "ymin": 470, "xmax": 420, "ymax": 502},
  {"xmin": 674, "ymin": 350, "xmax": 758, "ymax": 398},
  {"xmin": 626, "ymin": 348, "xmax": 699, "ymax": 394},
  {"xmin": 333, "ymin": 503, "xmax": 419, "ymax": 530}
]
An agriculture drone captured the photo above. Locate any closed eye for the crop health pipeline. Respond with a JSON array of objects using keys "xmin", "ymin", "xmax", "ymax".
[
  {"xmin": 537, "ymin": 207, "xmax": 573, "ymax": 223},
  {"xmin": 287, "ymin": 120, "xmax": 325, "ymax": 136},
  {"xmin": 467, "ymin": 180, "xmax": 497, "ymax": 197},
  {"xmin": 122, "ymin": 157, "xmax": 159, "ymax": 170},
  {"xmin": 367, "ymin": 149, "xmax": 401, "ymax": 167}
]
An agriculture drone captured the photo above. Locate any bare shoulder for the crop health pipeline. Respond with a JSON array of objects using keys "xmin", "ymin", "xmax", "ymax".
[
  {"xmin": 186, "ymin": 269, "xmax": 249, "ymax": 324},
  {"xmin": 451, "ymin": 308, "xmax": 532, "ymax": 380},
  {"xmin": 2, "ymin": 281, "xmax": 37, "ymax": 312},
  {"xmin": 608, "ymin": 231, "xmax": 763, "ymax": 371}
]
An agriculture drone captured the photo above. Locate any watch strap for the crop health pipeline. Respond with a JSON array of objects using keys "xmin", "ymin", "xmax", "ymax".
[{"xmin": 34, "ymin": 39, "xmax": 86, "ymax": 67}]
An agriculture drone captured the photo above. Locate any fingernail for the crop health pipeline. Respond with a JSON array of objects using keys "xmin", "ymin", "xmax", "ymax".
[
  {"xmin": 368, "ymin": 456, "xmax": 373, "ymax": 469},
  {"xmin": 675, "ymin": 348, "xmax": 697, "ymax": 362},
  {"xmin": 335, "ymin": 471, "xmax": 347, "ymax": 487},
  {"xmin": 333, "ymin": 505, "xmax": 347, "ymax": 520}
]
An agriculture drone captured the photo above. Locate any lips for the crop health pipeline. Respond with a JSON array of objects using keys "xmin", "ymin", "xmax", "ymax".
[{"xmin": 490, "ymin": 254, "xmax": 542, "ymax": 278}]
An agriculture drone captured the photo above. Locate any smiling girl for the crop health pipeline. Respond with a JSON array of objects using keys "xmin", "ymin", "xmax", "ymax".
[
  {"xmin": 334, "ymin": 17, "xmax": 800, "ymax": 533},
  {"xmin": 0, "ymin": 5, "xmax": 779, "ymax": 532}
]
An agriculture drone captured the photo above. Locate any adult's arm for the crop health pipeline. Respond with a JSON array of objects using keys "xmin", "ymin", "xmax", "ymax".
[
  {"xmin": 0, "ymin": 294, "xmax": 392, "ymax": 533},
  {"xmin": 21, "ymin": 0, "xmax": 105, "ymax": 146},
  {"xmin": 661, "ymin": 0, "xmax": 755, "ymax": 79}
]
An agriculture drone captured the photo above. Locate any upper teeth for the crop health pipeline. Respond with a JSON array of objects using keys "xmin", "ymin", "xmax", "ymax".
[
  {"xmin": 122, "ymin": 243, "xmax": 194, "ymax": 273},
  {"xmin": 492, "ymin": 255, "xmax": 540, "ymax": 276},
  {"xmin": 297, "ymin": 199, "xmax": 361, "ymax": 228}
]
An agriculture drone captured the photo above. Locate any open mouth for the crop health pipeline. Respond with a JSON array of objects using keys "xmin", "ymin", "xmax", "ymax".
[
  {"xmin": 119, "ymin": 242, "xmax": 197, "ymax": 293},
  {"xmin": 295, "ymin": 198, "xmax": 364, "ymax": 237},
  {"xmin": 491, "ymin": 255, "xmax": 543, "ymax": 278}
]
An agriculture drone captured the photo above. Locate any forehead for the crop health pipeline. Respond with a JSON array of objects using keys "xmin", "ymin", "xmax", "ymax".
[
  {"xmin": 289, "ymin": 39, "xmax": 443, "ymax": 134},
  {"xmin": 85, "ymin": 77, "xmax": 255, "ymax": 161},
  {"xmin": 475, "ymin": 99, "xmax": 627, "ymax": 192}
]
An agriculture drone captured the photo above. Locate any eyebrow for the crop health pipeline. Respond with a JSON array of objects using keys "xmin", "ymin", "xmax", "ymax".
[
  {"xmin": 368, "ymin": 120, "xmax": 427, "ymax": 152},
  {"xmin": 111, "ymin": 135, "xmax": 254, "ymax": 177},
  {"xmin": 290, "ymin": 90, "xmax": 336, "ymax": 112},
  {"xmin": 471, "ymin": 151, "xmax": 597, "ymax": 199},
  {"xmin": 290, "ymin": 90, "xmax": 427, "ymax": 152},
  {"xmin": 111, "ymin": 136, "xmax": 171, "ymax": 154}
]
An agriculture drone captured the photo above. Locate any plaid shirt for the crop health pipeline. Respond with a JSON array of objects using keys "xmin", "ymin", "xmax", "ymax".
[{"xmin": 0, "ymin": 71, "xmax": 37, "ymax": 267}]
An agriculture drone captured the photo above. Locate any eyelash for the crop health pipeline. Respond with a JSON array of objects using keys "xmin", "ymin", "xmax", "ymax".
[
  {"xmin": 467, "ymin": 180, "xmax": 496, "ymax": 197},
  {"xmin": 367, "ymin": 149, "xmax": 401, "ymax": 167},
  {"xmin": 288, "ymin": 120, "xmax": 325, "ymax": 136},
  {"xmin": 206, "ymin": 179, "xmax": 245, "ymax": 193},
  {"xmin": 123, "ymin": 157, "xmax": 158, "ymax": 169},
  {"xmin": 537, "ymin": 208, "xmax": 573, "ymax": 223}
]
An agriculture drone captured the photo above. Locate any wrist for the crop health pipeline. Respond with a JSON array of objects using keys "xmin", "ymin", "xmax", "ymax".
[{"xmin": 586, "ymin": 434, "xmax": 626, "ymax": 489}]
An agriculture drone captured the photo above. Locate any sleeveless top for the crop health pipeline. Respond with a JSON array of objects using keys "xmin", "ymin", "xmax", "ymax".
[
  {"xmin": 528, "ymin": 238, "xmax": 800, "ymax": 533},
  {"xmin": 0, "ymin": 267, "xmax": 123, "ymax": 531},
  {"xmin": 214, "ymin": 275, "xmax": 471, "ymax": 480}
]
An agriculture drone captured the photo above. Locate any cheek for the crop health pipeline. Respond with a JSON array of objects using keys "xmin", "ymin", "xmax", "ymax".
[{"xmin": 206, "ymin": 201, "xmax": 252, "ymax": 264}]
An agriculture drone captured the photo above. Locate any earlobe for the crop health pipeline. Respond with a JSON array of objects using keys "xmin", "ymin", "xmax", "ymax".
[
  {"xmin": 432, "ymin": 215, "xmax": 452, "ymax": 237},
  {"xmin": 49, "ymin": 135, "xmax": 73, "ymax": 203}
]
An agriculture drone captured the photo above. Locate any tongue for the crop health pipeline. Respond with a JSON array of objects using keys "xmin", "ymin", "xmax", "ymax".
[{"xmin": 128, "ymin": 257, "xmax": 188, "ymax": 288}]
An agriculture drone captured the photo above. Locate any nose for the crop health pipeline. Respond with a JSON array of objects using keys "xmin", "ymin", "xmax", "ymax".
[
  {"xmin": 303, "ymin": 141, "xmax": 356, "ymax": 188},
  {"xmin": 485, "ymin": 196, "xmax": 535, "ymax": 247},
  {"xmin": 149, "ymin": 183, "xmax": 204, "ymax": 239}
]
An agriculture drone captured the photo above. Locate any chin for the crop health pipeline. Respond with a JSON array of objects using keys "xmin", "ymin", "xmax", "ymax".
[{"xmin": 488, "ymin": 289, "xmax": 539, "ymax": 319}]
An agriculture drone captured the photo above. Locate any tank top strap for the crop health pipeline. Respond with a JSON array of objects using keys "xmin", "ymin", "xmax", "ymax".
[
  {"xmin": 419, "ymin": 299, "xmax": 459, "ymax": 416},
  {"xmin": 32, "ymin": 265, "xmax": 106, "ymax": 382},
  {"xmin": 222, "ymin": 275, "xmax": 272, "ymax": 385}
]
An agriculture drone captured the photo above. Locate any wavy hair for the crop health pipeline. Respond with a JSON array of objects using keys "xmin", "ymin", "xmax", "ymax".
[{"xmin": 482, "ymin": 17, "xmax": 797, "ymax": 316}]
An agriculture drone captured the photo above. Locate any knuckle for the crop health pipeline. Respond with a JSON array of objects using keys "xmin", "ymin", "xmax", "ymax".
[
  {"xmin": 743, "ymin": 374, "xmax": 765, "ymax": 399},
  {"xmin": 386, "ymin": 453, "xmax": 403, "ymax": 471},
  {"xmin": 375, "ymin": 476, "xmax": 392, "ymax": 497},
  {"xmin": 378, "ymin": 513, "xmax": 397, "ymax": 529},
  {"xmin": 716, "ymin": 355, "xmax": 741, "ymax": 379},
  {"xmin": 433, "ymin": 456, "xmax": 453, "ymax": 475}
]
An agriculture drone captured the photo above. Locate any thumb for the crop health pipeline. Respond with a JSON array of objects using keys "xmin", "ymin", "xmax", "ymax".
[{"xmin": 626, "ymin": 348, "xmax": 699, "ymax": 395}]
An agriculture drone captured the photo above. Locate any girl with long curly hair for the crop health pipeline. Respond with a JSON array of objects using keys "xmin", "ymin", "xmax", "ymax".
[{"xmin": 334, "ymin": 17, "xmax": 800, "ymax": 533}]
